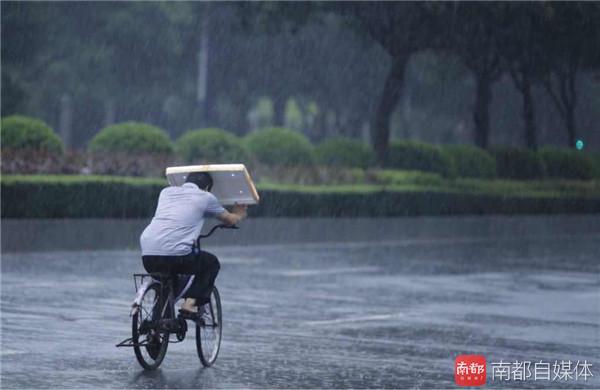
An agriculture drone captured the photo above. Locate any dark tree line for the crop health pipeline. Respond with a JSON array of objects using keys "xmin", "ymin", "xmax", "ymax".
[
  {"xmin": 2, "ymin": 1, "xmax": 599, "ymax": 161},
  {"xmin": 2, "ymin": 2, "xmax": 387, "ymax": 147},
  {"xmin": 327, "ymin": 2, "xmax": 600, "ymax": 162}
]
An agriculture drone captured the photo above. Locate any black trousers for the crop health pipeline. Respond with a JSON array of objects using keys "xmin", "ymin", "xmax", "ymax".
[{"xmin": 142, "ymin": 251, "xmax": 220, "ymax": 305}]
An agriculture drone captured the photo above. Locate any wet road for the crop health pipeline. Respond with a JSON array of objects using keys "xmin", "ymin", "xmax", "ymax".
[{"xmin": 1, "ymin": 217, "xmax": 600, "ymax": 389}]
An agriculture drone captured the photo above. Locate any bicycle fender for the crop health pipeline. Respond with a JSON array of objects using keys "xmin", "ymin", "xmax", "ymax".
[{"xmin": 131, "ymin": 277, "xmax": 159, "ymax": 316}]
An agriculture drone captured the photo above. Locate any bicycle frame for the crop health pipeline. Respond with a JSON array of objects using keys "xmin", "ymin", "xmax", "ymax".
[
  {"xmin": 118, "ymin": 223, "xmax": 235, "ymax": 350},
  {"xmin": 117, "ymin": 273, "xmax": 180, "ymax": 348}
]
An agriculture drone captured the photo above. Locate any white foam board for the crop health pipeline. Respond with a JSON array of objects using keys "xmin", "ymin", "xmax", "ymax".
[{"xmin": 165, "ymin": 164, "xmax": 259, "ymax": 206}]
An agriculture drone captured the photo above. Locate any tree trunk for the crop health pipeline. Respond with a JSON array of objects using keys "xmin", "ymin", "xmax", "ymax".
[
  {"xmin": 543, "ymin": 69, "xmax": 578, "ymax": 148},
  {"xmin": 232, "ymin": 99, "xmax": 250, "ymax": 136},
  {"xmin": 373, "ymin": 55, "xmax": 408, "ymax": 165},
  {"xmin": 196, "ymin": 3, "xmax": 211, "ymax": 127},
  {"xmin": 565, "ymin": 104, "xmax": 576, "ymax": 148},
  {"xmin": 314, "ymin": 110, "xmax": 327, "ymax": 142},
  {"xmin": 473, "ymin": 72, "xmax": 492, "ymax": 149},
  {"xmin": 59, "ymin": 94, "xmax": 73, "ymax": 149},
  {"xmin": 103, "ymin": 99, "xmax": 116, "ymax": 127},
  {"xmin": 521, "ymin": 76, "xmax": 538, "ymax": 150},
  {"xmin": 272, "ymin": 95, "xmax": 286, "ymax": 127}
]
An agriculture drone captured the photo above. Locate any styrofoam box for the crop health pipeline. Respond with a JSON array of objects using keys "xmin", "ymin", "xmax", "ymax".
[{"xmin": 165, "ymin": 164, "xmax": 259, "ymax": 206}]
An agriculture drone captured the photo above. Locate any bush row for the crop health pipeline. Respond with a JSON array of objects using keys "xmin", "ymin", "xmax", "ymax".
[
  {"xmin": 2, "ymin": 115, "xmax": 599, "ymax": 180},
  {"xmin": 2, "ymin": 176, "xmax": 599, "ymax": 219}
]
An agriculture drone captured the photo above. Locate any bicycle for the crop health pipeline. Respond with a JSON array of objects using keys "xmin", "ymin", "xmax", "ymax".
[{"xmin": 117, "ymin": 224, "xmax": 237, "ymax": 370}]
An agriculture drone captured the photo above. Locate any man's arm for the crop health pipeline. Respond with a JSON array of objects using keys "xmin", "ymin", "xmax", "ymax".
[{"xmin": 216, "ymin": 204, "xmax": 247, "ymax": 226}]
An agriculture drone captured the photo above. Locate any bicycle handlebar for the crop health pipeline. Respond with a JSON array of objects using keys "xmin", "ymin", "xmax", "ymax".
[{"xmin": 198, "ymin": 224, "xmax": 239, "ymax": 239}]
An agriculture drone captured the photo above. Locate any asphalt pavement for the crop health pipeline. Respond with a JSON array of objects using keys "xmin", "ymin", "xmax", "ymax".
[{"xmin": 1, "ymin": 217, "xmax": 599, "ymax": 389}]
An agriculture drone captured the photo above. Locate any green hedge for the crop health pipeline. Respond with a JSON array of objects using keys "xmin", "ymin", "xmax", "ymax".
[
  {"xmin": 1, "ymin": 115, "xmax": 63, "ymax": 153},
  {"xmin": 492, "ymin": 148, "xmax": 545, "ymax": 180},
  {"xmin": 386, "ymin": 141, "xmax": 454, "ymax": 177},
  {"xmin": 88, "ymin": 122, "xmax": 173, "ymax": 154},
  {"xmin": 442, "ymin": 145, "xmax": 496, "ymax": 179},
  {"xmin": 254, "ymin": 190, "xmax": 600, "ymax": 217},
  {"xmin": 245, "ymin": 127, "xmax": 314, "ymax": 166},
  {"xmin": 371, "ymin": 170, "xmax": 445, "ymax": 187},
  {"xmin": 591, "ymin": 153, "xmax": 600, "ymax": 179},
  {"xmin": 315, "ymin": 137, "xmax": 374, "ymax": 169},
  {"xmin": 176, "ymin": 128, "xmax": 248, "ymax": 164},
  {"xmin": 538, "ymin": 147, "xmax": 593, "ymax": 180},
  {"xmin": 1, "ymin": 176, "xmax": 163, "ymax": 218},
  {"xmin": 2, "ymin": 175, "xmax": 599, "ymax": 218}
]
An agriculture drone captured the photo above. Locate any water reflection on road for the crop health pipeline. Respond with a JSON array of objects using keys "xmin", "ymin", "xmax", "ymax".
[{"xmin": 1, "ymin": 216, "xmax": 599, "ymax": 388}]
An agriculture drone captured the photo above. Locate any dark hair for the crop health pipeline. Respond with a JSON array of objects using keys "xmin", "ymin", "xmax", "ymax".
[{"xmin": 186, "ymin": 172, "xmax": 213, "ymax": 191}]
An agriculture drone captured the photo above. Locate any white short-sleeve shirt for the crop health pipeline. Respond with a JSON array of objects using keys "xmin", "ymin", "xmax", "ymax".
[{"xmin": 140, "ymin": 182, "xmax": 226, "ymax": 256}]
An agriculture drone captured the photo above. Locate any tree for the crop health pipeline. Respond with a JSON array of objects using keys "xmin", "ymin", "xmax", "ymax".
[
  {"xmin": 1, "ymin": 2, "xmax": 199, "ymax": 146},
  {"xmin": 339, "ymin": 2, "xmax": 438, "ymax": 163},
  {"xmin": 1, "ymin": 2, "xmax": 53, "ymax": 115},
  {"xmin": 232, "ymin": 3, "xmax": 387, "ymax": 139},
  {"xmin": 233, "ymin": 2, "xmax": 322, "ymax": 128},
  {"xmin": 441, "ymin": 3, "xmax": 505, "ymax": 149},
  {"xmin": 541, "ymin": 2, "xmax": 600, "ymax": 148},
  {"xmin": 500, "ymin": 3, "xmax": 546, "ymax": 150}
]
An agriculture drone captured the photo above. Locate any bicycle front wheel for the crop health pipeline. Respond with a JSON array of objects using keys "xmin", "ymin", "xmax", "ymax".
[
  {"xmin": 132, "ymin": 283, "xmax": 169, "ymax": 370},
  {"xmin": 196, "ymin": 286, "xmax": 222, "ymax": 367}
]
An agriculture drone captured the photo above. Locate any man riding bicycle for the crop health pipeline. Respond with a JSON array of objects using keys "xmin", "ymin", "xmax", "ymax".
[{"xmin": 140, "ymin": 171, "xmax": 247, "ymax": 319}]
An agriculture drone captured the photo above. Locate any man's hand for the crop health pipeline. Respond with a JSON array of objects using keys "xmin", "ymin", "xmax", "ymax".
[
  {"xmin": 232, "ymin": 204, "xmax": 247, "ymax": 219},
  {"xmin": 216, "ymin": 203, "xmax": 248, "ymax": 226}
]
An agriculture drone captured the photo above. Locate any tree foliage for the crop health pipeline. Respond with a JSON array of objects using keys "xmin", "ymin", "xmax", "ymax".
[{"xmin": 2, "ymin": 1, "xmax": 600, "ymax": 154}]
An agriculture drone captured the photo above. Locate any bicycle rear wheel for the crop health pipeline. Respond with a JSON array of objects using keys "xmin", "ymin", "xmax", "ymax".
[
  {"xmin": 132, "ymin": 283, "xmax": 169, "ymax": 370},
  {"xmin": 196, "ymin": 286, "xmax": 222, "ymax": 367}
]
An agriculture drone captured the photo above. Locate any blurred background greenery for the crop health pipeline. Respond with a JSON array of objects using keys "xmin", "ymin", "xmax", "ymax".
[
  {"xmin": 2, "ymin": 2, "xmax": 600, "ymax": 217},
  {"xmin": 2, "ymin": 2, "xmax": 599, "ymax": 154}
]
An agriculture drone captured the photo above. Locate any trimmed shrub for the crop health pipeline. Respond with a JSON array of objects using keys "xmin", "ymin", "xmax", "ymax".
[
  {"xmin": 315, "ymin": 137, "xmax": 374, "ymax": 169},
  {"xmin": 371, "ymin": 169, "xmax": 445, "ymax": 187},
  {"xmin": 245, "ymin": 127, "xmax": 314, "ymax": 166},
  {"xmin": 1, "ymin": 115, "xmax": 63, "ymax": 153},
  {"xmin": 255, "ymin": 165, "xmax": 367, "ymax": 185},
  {"xmin": 590, "ymin": 153, "xmax": 600, "ymax": 179},
  {"xmin": 386, "ymin": 140, "xmax": 455, "ymax": 177},
  {"xmin": 176, "ymin": 128, "xmax": 248, "ymax": 164},
  {"xmin": 538, "ymin": 147, "xmax": 593, "ymax": 180},
  {"xmin": 88, "ymin": 122, "xmax": 173, "ymax": 154},
  {"xmin": 492, "ymin": 148, "xmax": 545, "ymax": 180},
  {"xmin": 442, "ymin": 144, "xmax": 496, "ymax": 179}
]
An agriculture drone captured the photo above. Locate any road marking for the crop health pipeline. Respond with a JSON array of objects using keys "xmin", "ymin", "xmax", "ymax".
[
  {"xmin": 271, "ymin": 266, "xmax": 380, "ymax": 277},
  {"xmin": 305, "ymin": 312, "xmax": 406, "ymax": 326}
]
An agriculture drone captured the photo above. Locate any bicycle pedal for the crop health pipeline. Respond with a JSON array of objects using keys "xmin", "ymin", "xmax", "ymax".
[{"xmin": 179, "ymin": 310, "xmax": 206, "ymax": 325}]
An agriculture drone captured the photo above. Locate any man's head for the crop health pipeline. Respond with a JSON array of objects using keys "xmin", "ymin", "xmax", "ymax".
[{"xmin": 185, "ymin": 172, "xmax": 213, "ymax": 192}]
